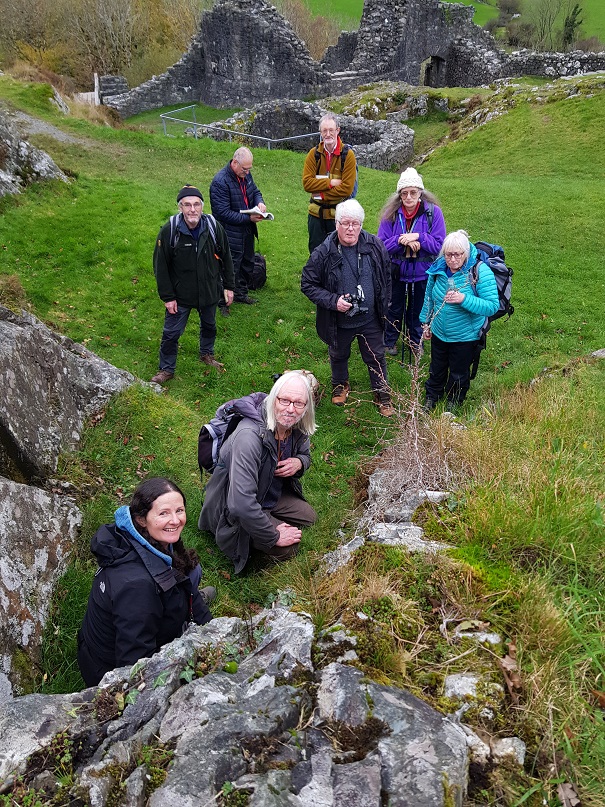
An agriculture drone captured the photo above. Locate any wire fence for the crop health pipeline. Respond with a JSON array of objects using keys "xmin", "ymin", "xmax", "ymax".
[{"xmin": 160, "ymin": 105, "xmax": 318, "ymax": 151}]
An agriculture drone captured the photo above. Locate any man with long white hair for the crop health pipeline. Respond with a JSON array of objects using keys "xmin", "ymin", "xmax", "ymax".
[{"xmin": 199, "ymin": 372, "xmax": 317, "ymax": 572}]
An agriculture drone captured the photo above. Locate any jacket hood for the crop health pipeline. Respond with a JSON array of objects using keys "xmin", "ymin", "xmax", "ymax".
[
  {"xmin": 90, "ymin": 523, "xmax": 136, "ymax": 568},
  {"xmin": 427, "ymin": 241, "xmax": 479, "ymax": 276},
  {"xmin": 114, "ymin": 505, "xmax": 173, "ymax": 566}
]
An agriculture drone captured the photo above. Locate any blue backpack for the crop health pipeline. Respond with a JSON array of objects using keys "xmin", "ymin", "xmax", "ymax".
[{"xmin": 469, "ymin": 241, "xmax": 514, "ymax": 379}]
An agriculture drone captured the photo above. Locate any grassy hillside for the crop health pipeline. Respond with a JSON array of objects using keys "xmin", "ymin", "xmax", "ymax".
[{"xmin": 1, "ymin": 74, "xmax": 605, "ymax": 804}]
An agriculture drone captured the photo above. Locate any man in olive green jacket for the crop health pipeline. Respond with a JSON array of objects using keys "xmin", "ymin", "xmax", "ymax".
[{"xmin": 151, "ymin": 185, "xmax": 235, "ymax": 384}]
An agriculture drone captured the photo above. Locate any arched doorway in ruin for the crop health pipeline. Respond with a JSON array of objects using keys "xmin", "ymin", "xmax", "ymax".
[{"xmin": 420, "ymin": 55, "xmax": 446, "ymax": 87}]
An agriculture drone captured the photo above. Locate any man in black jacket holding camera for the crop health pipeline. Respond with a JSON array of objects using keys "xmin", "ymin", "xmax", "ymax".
[{"xmin": 301, "ymin": 199, "xmax": 395, "ymax": 417}]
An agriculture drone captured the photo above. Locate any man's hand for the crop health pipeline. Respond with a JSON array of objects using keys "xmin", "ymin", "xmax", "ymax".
[
  {"xmin": 336, "ymin": 295, "xmax": 352, "ymax": 313},
  {"xmin": 275, "ymin": 458, "xmax": 303, "ymax": 478},
  {"xmin": 165, "ymin": 300, "xmax": 178, "ymax": 315},
  {"xmin": 330, "ymin": 178, "xmax": 342, "ymax": 188},
  {"xmin": 250, "ymin": 214, "xmax": 264, "ymax": 222},
  {"xmin": 224, "ymin": 289, "xmax": 234, "ymax": 306},
  {"xmin": 257, "ymin": 202, "xmax": 267, "ymax": 213},
  {"xmin": 275, "ymin": 523, "xmax": 302, "ymax": 546}
]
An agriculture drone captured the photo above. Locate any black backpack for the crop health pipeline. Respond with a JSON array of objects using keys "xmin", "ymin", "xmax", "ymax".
[
  {"xmin": 248, "ymin": 253, "xmax": 267, "ymax": 291},
  {"xmin": 469, "ymin": 241, "xmax": 514, "ymax": 379}
]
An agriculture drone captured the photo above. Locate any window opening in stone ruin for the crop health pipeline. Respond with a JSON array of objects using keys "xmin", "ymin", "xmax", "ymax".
[{"xmin": 420, "ymin": 55, "xmax": 446, "ymax": 87}]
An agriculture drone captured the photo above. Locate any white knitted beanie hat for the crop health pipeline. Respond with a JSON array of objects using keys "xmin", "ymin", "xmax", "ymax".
[{"xmin": 396, "ymin": 167, "xmax": 424, "ymax": 192}]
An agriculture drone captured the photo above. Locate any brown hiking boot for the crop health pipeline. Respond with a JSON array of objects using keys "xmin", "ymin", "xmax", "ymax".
[
  {"xmin": 200, "ymin": 353, "xmax": 225, "ymax": 370},
  {"xmin": 331, "ymin": 382, "xmax": 350, "ymax": 405},
  {"xmin": 150, "ymin": 369, "xmax": 174, "ymax": 385},
  {"xmin": 373, "ymin": 392, "xmax": 395, "ymax": 418}
]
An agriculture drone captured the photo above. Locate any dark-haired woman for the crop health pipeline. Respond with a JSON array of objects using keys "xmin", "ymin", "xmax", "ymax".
[
  {"xmin": 77, "ymin": 478, "xmax": 212, "ymax": 687},
  {"xmin": 377, "ymin": 167, "xmax": 446, "ymax": 361}
]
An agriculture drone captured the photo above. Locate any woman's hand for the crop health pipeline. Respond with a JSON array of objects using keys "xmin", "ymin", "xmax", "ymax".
[
  {"xmin": 275, "ymin": 523, "xmax": 302, "ymax": 546},
  {"xmin": 398, "ymin": 233, "xmax": 419, "ymax": 247},
  {"xmin": 421, "ymin": 324, "xmax": 432, "ymax": 340},
  {"xmin": 445, "ymin": 290, "xmax": 465, "ymax": 305},
  {"xmin": 274, "ymin": 458, "xmax": 303, "ymax": 477}
]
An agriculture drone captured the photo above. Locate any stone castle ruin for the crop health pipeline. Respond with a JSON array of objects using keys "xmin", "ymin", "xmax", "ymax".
[{"xmin": 106, "ymin": 0, "xmax": 605, "ymax": 119}]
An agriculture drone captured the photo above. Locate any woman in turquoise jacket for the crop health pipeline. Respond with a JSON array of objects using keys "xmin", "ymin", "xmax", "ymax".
[{"xmin": 420, "ymin": 230, "xmax": 499, "ymax": 409}]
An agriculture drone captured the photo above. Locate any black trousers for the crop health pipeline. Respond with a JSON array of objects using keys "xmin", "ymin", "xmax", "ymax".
[
  {"xmin": 425, "ymin": 334, "xmax": 479, "ymax": 407},
  {"xmin": 329, "ymin": 319, "xmax": 388, "ymax": 394},
  {"xmin": 308, "ymin": 213, "xmax": 336, "ymax": 254}
]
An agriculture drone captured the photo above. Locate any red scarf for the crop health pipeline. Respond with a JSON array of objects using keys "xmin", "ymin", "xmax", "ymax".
[{"xmin": 402, "ymin": 202, "xmax": 420, "ymax": 231}]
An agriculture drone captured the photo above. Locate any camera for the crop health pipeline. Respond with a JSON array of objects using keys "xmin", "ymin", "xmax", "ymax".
[{"xmin": 342, "ymin": 292, "xmax": 369, "ymax": 317}]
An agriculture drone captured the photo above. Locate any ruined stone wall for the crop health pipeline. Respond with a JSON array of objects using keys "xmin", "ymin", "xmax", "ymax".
[
  {"xmin": 205, "ymin": 99, "xmax": 414, "ymax": 171},
  {"xmin": 346, "ymin": 0, "xmax": 499, "ymax": 86},
  {"xmin": 503, "ymin": 49, "xmax": 605, "ymax": 79},
  {"xmin": 106, "ymin": 0, "xmax": 605, "ymax": 119},
  {"xmin": 107, "ymin": 0, "xmax": 330, "ymax": 118}
]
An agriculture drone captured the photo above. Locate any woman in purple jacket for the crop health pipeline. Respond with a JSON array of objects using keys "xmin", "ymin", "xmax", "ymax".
[{"xmin": 377, "ymin": 168, "xmax": 446, "ymax": 361}]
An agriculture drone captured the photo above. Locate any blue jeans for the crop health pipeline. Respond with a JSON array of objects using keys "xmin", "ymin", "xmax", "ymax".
[
  {"xmin": 158, "ymin": 304, "xmax": 217, "ymax": 372},
  {"xmin": 384, "ymin": 279, "xmax": 427, "ymax": 355}
]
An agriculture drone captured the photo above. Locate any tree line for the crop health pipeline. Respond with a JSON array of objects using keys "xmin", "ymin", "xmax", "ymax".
[
  {"xmin": 0, "ymin": 0, "xmax": 210, "ymax": 90},
  {"xmin": 485, "ymin": 0, "xmax": 600, "ymax": 53}
]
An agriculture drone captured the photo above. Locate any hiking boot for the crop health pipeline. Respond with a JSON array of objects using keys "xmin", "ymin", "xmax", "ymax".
[
  {"xmin": 150, "ymin": 369, "xmax": 174, "ymax": 385},
  {"xmin": 423, "ymin": 398, "xmax": 437, "ymax": 412},
  {"xmin": 219, "ymin": 305, "xmax": 230, "ymax": 317},
  {"xmin": 200, "ymin": 586, "xmax": 217, "ymax": 604},
  {"xmin": 385, "ymin": 345, "xmax": 398, "ymax": 356},
  {"xmin": 234, "ymin": 295, "xmax": 258, "ymax": 305},
  {"xmin": 331, "ymin": 382, "xmax": 350, "ymax": 405},
  {"xmin": 200, "ymin": 353, "xmax": 225, "ymax": 370},
  {"xmin": 373, "ymin": 392, "xmax": 395, "ymax": 418}
]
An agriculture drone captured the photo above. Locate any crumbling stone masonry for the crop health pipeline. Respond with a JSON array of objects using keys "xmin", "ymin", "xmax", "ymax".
[{"xmin": 105, "ymin": 0, "xmax": 605, "ymax": 121}]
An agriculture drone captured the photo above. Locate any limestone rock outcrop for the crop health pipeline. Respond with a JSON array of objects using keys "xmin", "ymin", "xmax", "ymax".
[
  {"xmin": 0, "ymin": 477, "xmax": 81, "ymax": 702},
  {"xmin": 0, "ymin": 305, "xmax": 135, "ymax": 483},
  {"xmin": 0, "ymin": 109, "xmax": 67, "ymax": 197},
  {"xmin": 0, "ymin": 608, "xmax": 471, "ymax": 806}
]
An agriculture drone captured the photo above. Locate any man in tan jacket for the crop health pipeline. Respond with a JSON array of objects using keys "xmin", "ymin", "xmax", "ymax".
[{"xmin": 302, "ymin": 113, "xmax": 357, "ymax": 254}]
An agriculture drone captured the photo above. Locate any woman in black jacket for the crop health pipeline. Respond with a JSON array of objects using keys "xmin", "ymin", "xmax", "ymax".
[{"xmin": 77, "ymin": 478, "xmax": 212, "ymax": 687}]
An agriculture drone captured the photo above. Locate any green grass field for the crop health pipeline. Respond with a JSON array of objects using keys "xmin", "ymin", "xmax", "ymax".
[{"xmin": 1, "ymin": 73, "xmax": 605, "ymax": 804}]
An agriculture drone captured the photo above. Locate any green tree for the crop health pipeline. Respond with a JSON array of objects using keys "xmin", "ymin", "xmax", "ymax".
[{"xmin": 562, "ymin": 3, "xmax": 583, "ymax": 49}]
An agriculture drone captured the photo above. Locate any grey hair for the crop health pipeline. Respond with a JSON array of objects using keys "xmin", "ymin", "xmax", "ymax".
[
  {"xmin": 264, "ymin": 371, "xmax": 317, "ymax": 436},
  {"xmin": 335, "ymin": 198, "xmax": 365, "ymax": 225},
  {"xmin": 233, "ymin": 146, "xmax": 253, "ymax": 163},
  {"xmin": 319, "ymin": 112, "xmax": 339, "ymax": 130},
  {"xmin": 439, "ymin": 229, "xmax": 471, "ymax": 261}
]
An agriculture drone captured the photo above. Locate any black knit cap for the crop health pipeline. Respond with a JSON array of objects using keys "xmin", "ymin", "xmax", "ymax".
[{"xmin": 176, "ymin": 185, "xmax": 203, "ymax": 203}]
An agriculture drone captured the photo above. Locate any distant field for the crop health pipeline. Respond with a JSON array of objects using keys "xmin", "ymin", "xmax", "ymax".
[
  {"xmin": 302, "ymin": 0, "xmax": 363, "ymax": 28},
  {"xmin": 302, "ymin": 0, "xmax": 499, "ymax": 29},
  {"xmin": 303, "ymin": 0, "xmax": 602, "ymax": 41}
]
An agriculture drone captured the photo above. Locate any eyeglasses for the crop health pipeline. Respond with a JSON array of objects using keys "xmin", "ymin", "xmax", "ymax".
[
  {"xmin": 337, "ymin": 221, "xmax": 362, "ymax": 230},
  {"xmin": 320, "ymin": 128, "xmax": 338, "ymax": 136},
  {"xmin": 237, "ymin": 162, "xmax": 252, "ymax": 173},
  {"xmin": 400, "ymin": 189, "xmax": 421, "ymax": 197},
  {"xmin": 276, "ymin": 397, "xmax": 307, "ymax": 410},
  {"xmin": 445, "ymin": 252, "xmax": 465, "ymax": 260},
  {"xmin": 180, "ymin": 202, "xmax": 202, "ymax": 209}
]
